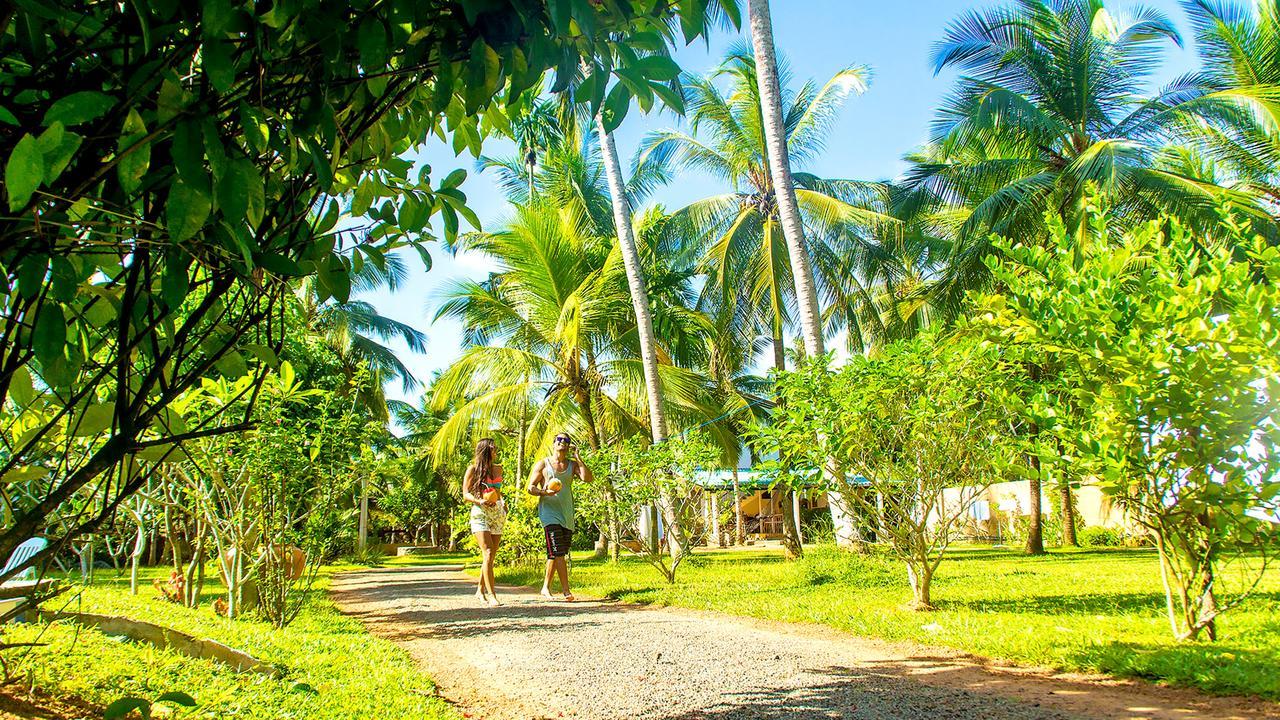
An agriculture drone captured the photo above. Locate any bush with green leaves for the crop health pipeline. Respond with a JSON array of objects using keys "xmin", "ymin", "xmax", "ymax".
[
  {"xmin": 975, "ymin": 206, "xmax": 1280, "ymax": 640},
  {"xmin": 580, "ymin": 432, "xmax": 720, "ymax": 583},
  {"xmin": 0, "ymin": 0, "xmax": 735, "ymax": 581},
  {"xmin": 754, "ymin": 333, "xmax": 1018, "ymax": 609},
  {"xmin": 1079, "ymin": 526, "xmax": 1125, "ymax": 548}
]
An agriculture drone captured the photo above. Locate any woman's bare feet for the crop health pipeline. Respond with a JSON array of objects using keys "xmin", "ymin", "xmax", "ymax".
[
  {"xmin": 475, "ymin": 588, "xmax": 488, "ymax": 603},
  {"xmin": 540, "ymin": 586, "xmax": 553, "ymax": 600},
  {"xmin": 487, "ymin": 595, "xmax": 502, "ymax": 607},
  {"xmin": 563, "ymin": 593, "xmax": 575, "ymax": 602}
]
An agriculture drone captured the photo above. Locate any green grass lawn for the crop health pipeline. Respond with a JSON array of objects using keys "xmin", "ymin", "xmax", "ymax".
[
  {"xmin": 4, "ymin": 564, "xmax": 457, "ymax": 720},
  {"xmin": 494, "ymin": 544, "xmax": 1280, "ymax": 698}
]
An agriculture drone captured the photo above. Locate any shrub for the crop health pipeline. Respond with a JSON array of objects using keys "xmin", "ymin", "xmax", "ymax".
[
  {"xmin": 798, "ymin": 545, "xmax": 899, "ymax": 587},
  {"xmin": 801, "ymin": 509, "xmax": 835, "ymax": 545},
  {"xmin": 493, "ymin": 500, "xmax": 546, "ymax": 567},
  {"xmin": 1079, "ymin": 526, "xmax": 1125, "ymax": 548}
]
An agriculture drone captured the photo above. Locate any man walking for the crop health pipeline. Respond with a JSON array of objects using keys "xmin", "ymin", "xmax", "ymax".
[{"xmin": 527, "ymin": 432, "xmax": 593, "ymax": 601}]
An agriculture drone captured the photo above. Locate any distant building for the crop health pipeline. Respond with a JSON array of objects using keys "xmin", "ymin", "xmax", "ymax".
[{"xmin": 690, "ymin": 448, "xmax": 1135, "ymax": 545}]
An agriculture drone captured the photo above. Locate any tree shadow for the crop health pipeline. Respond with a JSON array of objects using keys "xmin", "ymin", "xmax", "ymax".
[
  {"xmin": 942, "ymin": 591, "xmax": 1167, "ymax": 615},
  {"xmin": 650, "ymin": 661, "xmax": 1080, "ymax": 720},
  {"xmin": 333, "ymin": 566, "xmax": 631, "ymax": 642},
  {"xmin": 1065, "ymin": 640, "xmax": 1280, "ymax": 699},
  {"xmin": 942, "ymin": 590, "xmax": 1280, "ymax": 617}
]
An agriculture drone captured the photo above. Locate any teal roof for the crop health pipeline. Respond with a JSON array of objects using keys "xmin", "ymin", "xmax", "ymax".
[{"xmin": 690, "ymin": 468, "xmax": 868, "ymax": 489}]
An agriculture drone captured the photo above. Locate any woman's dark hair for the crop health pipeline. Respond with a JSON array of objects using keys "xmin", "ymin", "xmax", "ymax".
[{"xmin": 469, "ymin": 438, "xmax": 497, "ymax": 495}]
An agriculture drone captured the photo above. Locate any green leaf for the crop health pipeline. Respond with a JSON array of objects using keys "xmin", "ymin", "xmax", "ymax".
[
  {"xmin": 10, "ymin": 366, "xmax": 35, "ymax": 406},
  {"xmin": 33, "ymin": 303, "xmax": 66, "ymax": 368},
  {"xmin": 718, "ymin": 0, "xmax": 742, "ymax": 28},
  {"xmin": 216, "ymin": 160, "xmax": 247, "ymax": 225},
  {"xmin": 42, "ymin": 91, "xmax": 114, "ymax": 127},
  {"xmin": 215, "ymin": 350, "xmax": 248, "ymax": 378},
  {"xmin": 216, "ymin": 158, "xmax": 262, "ymax": 227},
  {"xmin": 202, "ymin": 0, "xmax": 235, "ymax": 34},
  {"xmin": 117, "ymin": 110, "xmax": 150, "ymax": 194},
  {"xmin": 239, "ymin": 104, "xmax": 268, "ymax": 152},
  {"xmin": 73, "ymin": 404, "xmax": 114, "ymax": 437},
  {"xmin": 172, "ymin": 120, "xmax": 206, "ymax": 184},
  {"xmin": 166, "ymin": 181, "xmax": 212, "ymax": 241},
  {"xmin": 49, "ymin": 256, "xmax": 78, "ymax": 302},
  {"xmin": 358, "ymin": 18, "xmax": 388, "ymax": 70},
  {"xmin": 304, "ymin": 137, "xmax": 334, "ymax": 190},
  {"xmin": 2, "ymin": 466, "xmax": 50, "ymax": 485},
  {"xmin": 650, "ymin": 81, "xmax": 685, "ymax": 115},
  {"xmin": 161, "ymin": 253, "xmax": 191, "ymax": 309},
  {"xmin": 316, "ymin": 198, "xmax": 340, "ymax": 234},
  {"xmin": 601, "ymin": 83, "xmax": 631, "ymax": 133},
  {"xmin": 316, "ymin": 255, "xmax": 351, "ymax": 303},
  {"xmin": 16, "ymin": 255, "xmax": 47, "ymax": 300},
  {"xmin": 465, "ymin": 38, "xmax": 500, "ymax": 113},
  {"xmin": 440, "ymin": 168, "xmax": 466, "ymax": 190},
  {"xmin": 634, "ymin": 55, "xmax": 681, "ymax": 81},
  {"xmin": 6, "ymin": 134, "xmax": 44, "ymax": 210},
  {"xmin": 134, "ymin": 443, "xmax": 178, "ymax": 463},
  {"xmin": 203, "ymin": 39, "xmax": 236, "ymax": 92},
  {"xmin": 0, "ymin": 105, "xmax": 18, "ymax": 125},
  {"xmin": 245, "ymin": 343, "xmax": 280, "ymax": 368},
  {"xmin": 37, "ymin": 126, "xmax": 82, "ymax": 185},
  {"xmin": 156, "ymin": 692, "xmax": 197, "ymax": 708},
  {"xmin": 253, "ymin": 252, "xmax": 304, "ymax": 277},
  {"xmin": 351, "ymin": 181, "xmax": 375, "ymax": 216},
  {"xmin": 158, "ymin": 77, "xmax": 187, "ymax": 123}
]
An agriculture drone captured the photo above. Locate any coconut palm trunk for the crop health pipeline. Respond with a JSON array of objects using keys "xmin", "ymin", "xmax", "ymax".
[
  {"xmin": 771, "ymin": 330, "xmax": 804, "ymax": 559},
  {"xmin": 597, "ymin": 115, "xmax": 689, "ymax": 562},
  {"xmin": 748, "ymin": 0, "xmax": 858, "ymax": 548}
]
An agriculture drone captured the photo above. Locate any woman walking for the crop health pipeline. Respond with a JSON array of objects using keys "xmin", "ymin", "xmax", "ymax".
[{"xmin": 463, "ymin": 438, "xmax": 506, "ymax": 606}]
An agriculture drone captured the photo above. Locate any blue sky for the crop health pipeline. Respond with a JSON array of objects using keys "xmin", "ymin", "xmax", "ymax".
[{"xmin": 364, "ymin": 0, "xmax": 1200, "ymax": 411}]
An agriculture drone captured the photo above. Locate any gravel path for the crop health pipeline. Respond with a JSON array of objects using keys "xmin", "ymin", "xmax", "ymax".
[{"xmin": 331, "ymin": 565, "xmax": 1278, "ymax": 720}]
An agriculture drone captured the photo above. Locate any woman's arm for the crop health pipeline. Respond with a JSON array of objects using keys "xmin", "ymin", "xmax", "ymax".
[{"xmin": 461, "ymin": 466, "xmax": 483, "ymax": 506}]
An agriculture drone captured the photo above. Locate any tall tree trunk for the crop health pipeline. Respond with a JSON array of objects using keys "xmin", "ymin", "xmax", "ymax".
[
  {"xmin": 772, "ymin": 335, "xmax": 803, "ymax": 559},
  {"xmin": 748, "ymin": 5, "xmax": 855, "ymax": 547},
  {"xmin": 732, "ymin": 468, "xmax": 744, "ymax": 545},
  {"xmin": 597, "ymin": 117, "xmax": 667, "ymax": 444},
  {"xmin": 1025, "ymin": 456, "xmax": 1045, "ymax": 554},
  {"xmin": 598, "ymin": 115, "xmax": 685, "ymax": 564},
  {"xmin": 1060, "ymin": 484, "xmax": 1078, "ymax": 547},
  {"xmin": 749, "ymin": 0, "xmax": 823, "ymax": 360}
]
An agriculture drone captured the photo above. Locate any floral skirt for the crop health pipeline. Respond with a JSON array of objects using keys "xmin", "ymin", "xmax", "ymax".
[{"xmin": 469, "ymin": 500, "xmax": 507, "ymax": 535}]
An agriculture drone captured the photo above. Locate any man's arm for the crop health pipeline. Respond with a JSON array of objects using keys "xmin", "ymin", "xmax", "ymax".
[
  {"xmin": 527, "ymin": 459, "xmax": 549, "ymax": 496},
  {"xmin": 574, "ymin": 453, "xmax": 594, "ymax": 483}
]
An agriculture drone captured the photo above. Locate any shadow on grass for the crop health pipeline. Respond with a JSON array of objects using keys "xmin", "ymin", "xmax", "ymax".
[
  {"xmin": 944, "ymin": 590, "xmax": 1280, "ymax": 618},
  {"xmin": 943, "ymin": 591, "xmax": 1168, "ymax": 615},
  {"xmin": 941, "ymin": 547, "xmax": 1156, "ymax": 563},
  {"xmin": 1068, "ymin": 640, "xmax": 1280, "ymax": 699}
]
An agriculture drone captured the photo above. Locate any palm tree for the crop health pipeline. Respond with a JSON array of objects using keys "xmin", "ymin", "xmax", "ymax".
[
  {"xmin": 636, "ymin": 45, "xmax": 884, "ymax": 553},
  {"xmin": 295, "ymin": 254, "xmax": 427, "ymax": 417},
  {"xmin": 637, "ymin": 49, "xmax": 885, "ymax": 359},
  {"xmin": 1180, "ymin": 0, "xmax": 1280, "ymax": 213},
  {"xmin": 912, "ymin": 0, "xmax": 1275, "ymax": 307},
  {"xmin": 428, "ymin": 201, "xmax": 725, "ymax": 465}
]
